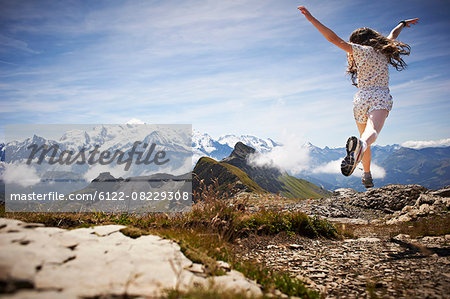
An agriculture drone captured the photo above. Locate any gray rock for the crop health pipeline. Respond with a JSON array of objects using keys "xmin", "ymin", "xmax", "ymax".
[
  {"xmin": 384, "ymin": 186, "xmax": 449, "ymax": 224},
  {"xmin": 0, "ymin": 218, "xmax": 262, "ymax": 298},
  {"xmin": 430, "ymin": 187, "xmax": 450, "ymax": 197},
  {"xmin": 212, "ymin": 270, "xmax": 263, "ymax": 297},
  {"xmin": 217, "ymin": 260, "xmax": 231, "ymax": 271},
  {"xmin": 289, "ymin": 244, "xmax": 304, "ymax": 250}
]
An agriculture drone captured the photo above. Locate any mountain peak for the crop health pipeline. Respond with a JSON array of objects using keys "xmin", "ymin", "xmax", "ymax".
[
  {"xmin": 92, "ymin": 172, "xmax": 117, "ymax": 182},
  {"xmin": 31, "ymin": 134, "xmax": 46, "ymax": 144},
  {"xmin": 230, "ymin": 142, "xmax": 256, "ymax": 160}
]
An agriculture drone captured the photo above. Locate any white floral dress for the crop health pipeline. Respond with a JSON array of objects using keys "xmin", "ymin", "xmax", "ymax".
[{"xmin": 348, "ymin": 43, "xmax": 393, "ymax": 124}]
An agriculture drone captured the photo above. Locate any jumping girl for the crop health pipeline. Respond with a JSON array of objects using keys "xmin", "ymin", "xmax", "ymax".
[{"xmin": 298, "ymin": 6, "xmax": 418, "ymax": 188}]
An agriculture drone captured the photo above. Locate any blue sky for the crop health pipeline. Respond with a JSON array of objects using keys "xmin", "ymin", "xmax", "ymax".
[{"xmin": 1, "ymin": 0, "xmax": 449, "ymax": 148}]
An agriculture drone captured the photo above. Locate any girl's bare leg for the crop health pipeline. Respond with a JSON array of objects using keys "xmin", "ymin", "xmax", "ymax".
[
  {"xmin": 343, "ymin": 109, "xmax": 389, "ymax": 177},
  {"xmin": 356, "ymin": 122, "xmax": 371, "ymax": 172},
  {"xmin": 356, "ymin": 109, "xmax": 389, "ymax": 173},
  {"xmin": 361, "ymin": 109, "xmax": 389, "ymax": 146}
]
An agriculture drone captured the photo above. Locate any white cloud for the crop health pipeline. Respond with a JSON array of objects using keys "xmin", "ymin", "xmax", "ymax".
[
  {"xmin": 401, "ymin": 138, "xmax": 450, "ymax": 149},
  {"xmin": 247, "ymin": 131, "xmax": 310, "ymax": 175},
  {"xmin": 312, "ymin": 159, "xmax": 341, "ymax": 175},
  {"xmin": 2, "ymin": 163, "xmax": 41, "ymax": 187},
  {"xmin": 312, "ymin": 158, "xmax": 386, "ymax": 179},
  {"xmin": 353, "ymin": 162, "xmax": 386, "ymax": 179},
  {"xmin": 0, "ymin": 34, "xmax": 39, "ymax": 54},
  {"xmin": 126, "ymin": 118, "xmax": 145, "ymax": 125}
]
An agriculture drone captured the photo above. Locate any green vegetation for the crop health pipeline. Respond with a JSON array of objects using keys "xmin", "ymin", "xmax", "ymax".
[
  {"xmin": 193, "ymin": 156, "xmax": 332, "ymax": 200},
  {"xmin": 194, "ymin": 157, "xmax": 266, "ymax": 194},
  {"xmin": 165, "ymin": 286, "xmax": 254, "ymax": 299},
  {"xmin": 278, "ymin": 173, "xmax": 332, "ymax": 199},
  {"xmin": 237, "ymin": 208, "xmax": 337, "ymax": 238}
]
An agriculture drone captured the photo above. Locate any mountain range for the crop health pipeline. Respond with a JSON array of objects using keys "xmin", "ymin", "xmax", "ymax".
[
  {"xmin": 192, "ymin": 132, "xmax": 450, "ymax": 191},
  {"xmin": 1, "ymin": 128, "xmax": 449, "ymax": 194}
]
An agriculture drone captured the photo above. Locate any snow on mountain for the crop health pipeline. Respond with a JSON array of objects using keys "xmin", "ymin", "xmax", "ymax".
[
  {"xmin": 192, "ymin": 130, "xmax": 216, "ymax": 154},
  {"xmin": 192, "ymin": 130, "xmax": 233, "ymax": 161},
  {"xmin": 1, "ymin": 127, "xmax": 450, "ymax": 191},
  {"xmin": 217, "ymin": 134, "xmax": 278, "ymax": 153},
  {"xmin": 2, "ymin": 125, "xmax": 193, "ymax": 182},
  {"xmin": 59, "ymin": 130, "xmax": 91, "ymax": 149},
  {"xmin": 58, "ymin": 124, "xmax": 192, "ymax": 153},
  {"xmin": 4, "ymin": 134, "xmax": 62, "ymax": 163},
  {"xmin": 401, "ymin": 138, "xmax": 450, "ymax": 149},
  {"xmin": 0, "ymin": 143, "xmax": 4, "ymax": 162}
]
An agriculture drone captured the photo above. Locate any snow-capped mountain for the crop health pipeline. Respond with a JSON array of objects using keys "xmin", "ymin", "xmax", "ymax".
[
  {"xmin": 217, "ymin": 134, "xmax": 278, "ymax": 153},
  {"xmin": 58, "ymin": 124, "xmax": 192, "ymax": 153},
  {"xmin": 0, "ymin": 143, "xmax": 5, "ymax": 162},
  {"xmin": 192, "ymin": 130, "xmax": 233, "ymax": 161},
  {"xmin": 5, "ymin": 134, "xmax": 63, "ymax": 163},
  {"xmin": 2, "ymin": 127, "xmax": 275, "ymax": 168},
  {"xmin": 1, "ymin": 127, "xmax": 449, "ymax": 192},
  {"xmin": 192, "ymin": 134, "xmax": 450, "ymax": 191},
  {"xmin": 1, "ymin": 125, "xmax": 193, "ymax": 186},
  {"xmin": 192, "ymin": 131, "xmax": 279, "ymax": 162},
  {"xmin": 59, "ymin": 130, "xmax": 91, "ymax": 149}
]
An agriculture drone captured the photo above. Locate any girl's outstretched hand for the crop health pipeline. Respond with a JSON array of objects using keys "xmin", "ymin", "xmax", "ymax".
[
  {"xmin": 405, "ymin": 18, "xmax": 419, "ymax": 27},
  {"xmin": 297, "ymin": 6, "xmax": 312, "ymax": 20}
]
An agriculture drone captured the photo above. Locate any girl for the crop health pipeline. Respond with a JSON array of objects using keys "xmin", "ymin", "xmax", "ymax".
[{"xmin": 298, "ymin": 6, "xmax": 418, "ymax": 188}]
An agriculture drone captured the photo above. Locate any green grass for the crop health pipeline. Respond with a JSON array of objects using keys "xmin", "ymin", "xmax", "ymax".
[
  {"xmin": 194, "ymin": 157, "xmax": 331, "ymax": 200},
  {"xmin": 233, "ymin": 261, "xmax": 318, "ymax": 298},
  {"xmin": 164, "ymin": 286, "xmax": 255, "ymax": 299},
  {"xmin": 151, "ymin": 227, "xmax": 319, "ymax": 298},
  {"xmin": 194, "ymin": 157, "xmax": 266, "ymax": 194},
  {"xmin": 278, "ymin": 173, "xmax": 331, "ymax": 199},
  {"xmin": 236, "ymin": 208, "xmax": 337, "ymax": 239}
]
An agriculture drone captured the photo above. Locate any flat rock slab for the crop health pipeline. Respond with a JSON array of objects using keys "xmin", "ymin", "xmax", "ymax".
[{"xmin": 0, "ymin": 218, "xmax": 262, "ymax": 298}]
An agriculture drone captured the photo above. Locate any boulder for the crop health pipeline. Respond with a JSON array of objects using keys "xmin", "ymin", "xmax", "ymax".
[{"xmin": 0, "ymin": 218, "xmax": 262, "ymax": 298}]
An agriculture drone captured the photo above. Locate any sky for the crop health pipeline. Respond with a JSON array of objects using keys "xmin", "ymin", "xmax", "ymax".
[{"xmin": 1, "ymin": 0, "xmax": 449, "ymax": 148}]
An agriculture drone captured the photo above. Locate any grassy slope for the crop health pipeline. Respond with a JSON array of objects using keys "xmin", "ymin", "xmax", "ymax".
[
  {"xmin": 278, "ymin": 173, "xmax": 332, "ymax": 199},
  {"xmin": 195, "ymin": 157, "xmax": 266, "ymax": 193},
  {"xmin": 196, "ymin": 157, "xmax": 331, "ymax": 199}
]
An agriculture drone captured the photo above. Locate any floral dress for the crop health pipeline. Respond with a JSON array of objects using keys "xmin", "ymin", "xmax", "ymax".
[{"xmin": 348, "ymin": 43, "xmax": 393, "ymax": 124}]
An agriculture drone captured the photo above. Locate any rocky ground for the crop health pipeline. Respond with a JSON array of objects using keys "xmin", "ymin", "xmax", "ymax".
[
  {"xmin": 1, "ymin": 184, "xmax": 449, "ymax": 298},
  {"xmin": 239, "ymin": 184, "xmax": 449, "ymax": 225},
  {"xmin": 234, "ymin": 184, "xmax": 450, "ymax": 298},
  {"xmin": 0, "ymin": 218, "xmax": 261, "ymax": 299},
  {"xmin": 236, "ymin": 233, "xmax": 449, "ymax": 298}
]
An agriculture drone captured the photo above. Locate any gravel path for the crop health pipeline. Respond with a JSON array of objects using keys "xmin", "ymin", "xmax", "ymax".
[{"xmin": 237, "ymin": 234, "xmax": 450, "ymax": 298}]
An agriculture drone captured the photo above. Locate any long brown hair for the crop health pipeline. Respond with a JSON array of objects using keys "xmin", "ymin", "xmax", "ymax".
[{"xmin": 347, "ymin": 27, "xmax": 411, "ymax": 86}]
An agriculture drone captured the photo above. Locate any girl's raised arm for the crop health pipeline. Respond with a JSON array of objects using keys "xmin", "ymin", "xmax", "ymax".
[
  {"xmin": 387, "ymin": 18, "xmax": 419, "ymax": 40},
  {"xmin": 298, "ymin": 6, "xmax": 352, "ymax": 53}
]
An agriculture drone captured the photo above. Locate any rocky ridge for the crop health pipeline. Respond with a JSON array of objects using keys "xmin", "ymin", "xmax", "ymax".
[
  {"xmin": 194, "ymin": 142, "xmax": 331, "ymax": 199},
  {"xmin": 237, "ymin": 184, "xmax": 450, "ymax": 225},
  {"xmin": 386, "ymin": 186, "xmax": 450, "ymax": 224}
]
